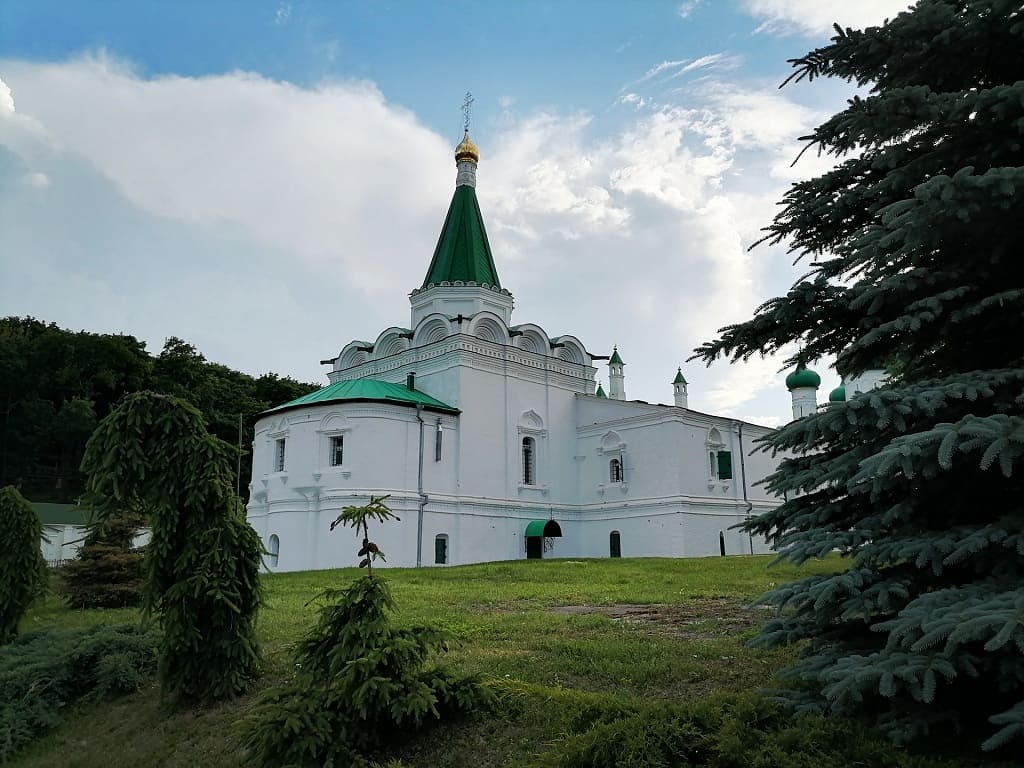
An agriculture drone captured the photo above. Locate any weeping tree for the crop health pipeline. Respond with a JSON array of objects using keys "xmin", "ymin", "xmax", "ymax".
[
  {"xmin": 80, "ymin": 391, "xmax": 262, "ymax": 703},
  {"xmin": 693, "ymin": 0, "xmax": 1024, "ymax": 753},
  {"xmin": 0, "ymin": 486, "xmax": 47, "ymax": 644}
]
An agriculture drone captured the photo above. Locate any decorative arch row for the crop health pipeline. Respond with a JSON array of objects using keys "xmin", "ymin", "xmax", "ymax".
[{"xmin": 331, "ymin": 315, "xmax": 591, "ymax": 371}]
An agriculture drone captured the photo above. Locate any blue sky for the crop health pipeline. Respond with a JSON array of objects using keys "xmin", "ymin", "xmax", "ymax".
[{"xmin": 0, "ymin": 1, "xmax": 910, "ymax": 425}]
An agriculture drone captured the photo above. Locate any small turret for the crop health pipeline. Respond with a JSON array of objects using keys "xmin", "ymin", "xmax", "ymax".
[
  {"xmin": 608, "ymin": 347, "xmax": 625, "ymax": 401},
  {"xmin": 595, "ymin": 382, "xmax": 607, "ymax": 398},
  {"xmin": 786, "ymin": 362, "xmax": 821, "ymax": 420},
  {"xmin": 672, "ymin": 368, "xmax": 688, "ymax": 408}
]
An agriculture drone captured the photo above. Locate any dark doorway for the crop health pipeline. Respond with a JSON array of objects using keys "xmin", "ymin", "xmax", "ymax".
[
  {"xmin": 526, "ymin": 536, "xmax": 543, "ymax": 559},
  {"xmin": 609, "ymin": 531, "xmax": 621, "ymax": 558},
  {"xmin": 435, "ymin": 534, "xmax": 448, "ymax": 565},
  {"xmin": 719, "ymin": 531, "xmax": 726, "ymax": 557}
]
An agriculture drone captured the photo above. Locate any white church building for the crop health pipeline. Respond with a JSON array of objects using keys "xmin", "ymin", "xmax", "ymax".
[{"xmin": 246, "ymin": 131, "xmax": 841, "ymax": 572}]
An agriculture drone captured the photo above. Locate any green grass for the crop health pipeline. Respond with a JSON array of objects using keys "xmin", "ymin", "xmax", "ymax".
[{"xmin": 6, "ymin": 556, "xmax": 999, "ymax": 767}]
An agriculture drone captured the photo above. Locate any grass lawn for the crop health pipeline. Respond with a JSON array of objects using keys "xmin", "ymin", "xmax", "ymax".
[{"xmin": 8, "ymin": 556, "xmax": 1002, "ymax": 767}]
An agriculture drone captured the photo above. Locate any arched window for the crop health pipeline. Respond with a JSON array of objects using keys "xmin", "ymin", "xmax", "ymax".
[
  {"xmin": 610, "ymin": 530, "xmax": 621, "ymax": 558},
  {"xmin": 434, "ymin": 534, "xmax": 449, "ymax": 565},
  {"xmin": 609, "ymin": 458, "xmax": 623, "ymax": 483},
  {"xmin": 268, "ymin": 534, "xmax": 280, "ymax": 567},
  {"xmin": 522, "ymin": 436, "xmax": 536, "ymax": 485}
]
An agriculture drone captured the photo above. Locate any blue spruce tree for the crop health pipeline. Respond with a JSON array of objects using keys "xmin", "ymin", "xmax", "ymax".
[{"xmin": 693, "ymin": 0, "xmax": 1024, "ymax": 753}]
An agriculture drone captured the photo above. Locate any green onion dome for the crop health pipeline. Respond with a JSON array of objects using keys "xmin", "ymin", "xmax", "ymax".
[
  {"xmin": 828, "ymin": 383, "xmax": 846, "ymax": 402},
  {"xmin": 785, "ymin": 365, "xmax": 821, "ymax": 390}
]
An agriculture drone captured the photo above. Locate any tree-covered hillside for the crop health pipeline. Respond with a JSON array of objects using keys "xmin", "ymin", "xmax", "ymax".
[{"xmin": 0, "ymin": 317, "xmax": 319, "ymax": 503}]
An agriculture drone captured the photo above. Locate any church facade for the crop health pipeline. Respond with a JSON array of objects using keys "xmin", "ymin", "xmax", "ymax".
[{"xmin": 246, "ymin": 132, "xmax": 807, "ymax": 572}]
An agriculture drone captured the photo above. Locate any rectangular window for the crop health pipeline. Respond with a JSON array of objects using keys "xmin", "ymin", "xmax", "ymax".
[
  {"xmin": 717, "ymin": 450, "xmax": 733, "ymax": 481},
  {"xmin": 330, "ymin": 436, "xmax": 344, "ymax": 467},
  {"xmin": 274, "ymin": 438, "xmax": 286, "ymax": 472},
  {"xmin": 522, "ymin": 437, "xmax": 536, "ymax": 485},
  {"xmin": 435, "ymin": 426, "xmax": 442, "ymax": 462},
  {"xmin": 709, "ymin": 451, "xmax": 717, "ymax": 478}
]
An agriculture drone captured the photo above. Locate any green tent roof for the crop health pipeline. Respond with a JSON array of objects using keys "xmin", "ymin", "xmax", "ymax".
[
  {"xmin": 31, "ymin": 502, "xmax": 89, "ymax": 526},
  {"xmin": 609, "ymin": 347, "xmax": 624, "ymax": 365},
  {"xmin": 422, "ymin": 184, "xmax": 501, "ymax": 288},
  {"xmin": 673, "ymin": 368, "xmax": 687, "ymax": 385},
  {"xmin": 267, "ymin": 379, "xmax": 459, "ymax": 415},
  {"xmin": 595, "ymin": 383, "xmax": 607, "ymax": 398},
  {"xmin": 525, "ymin": 520, "xmax": 562, "ymax": 537}
]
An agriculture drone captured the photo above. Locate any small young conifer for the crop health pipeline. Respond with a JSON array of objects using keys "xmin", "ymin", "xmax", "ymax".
[{"xmin": 240, "ymin": 495, "xmax": 492, "ymax": 768}]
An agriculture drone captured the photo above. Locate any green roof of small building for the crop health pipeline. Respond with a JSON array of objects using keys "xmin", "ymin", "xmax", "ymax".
[
  {"xmin": 785, "ymin": 365, "xmax": 821, "ymax": 390},
  {"xmin": 609, "ymin": 347, "xmax": 624, "ymax": 365},
  {"xmin": 673, "ymin": 368, "xmax": 687, "ymax": 385},
  {"xmin": 422, "ymin": 185, "xmax": 501, "ymax": 288},
  {"xmin": 595, "ymin": 383, "xmax": 607, "ymax": 398},
  {"xmin": 31, "ymin": 502, "xmax": 89, "ymax": 526},
  {"xmin": 829, "ymin": 384, "xmax": 846, "ymax": 402},
  {"xmin": 267, "ymin": 379, "xmax": 460, "ymax": 415}
]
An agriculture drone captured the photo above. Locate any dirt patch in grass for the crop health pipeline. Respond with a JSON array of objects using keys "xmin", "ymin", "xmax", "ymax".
[{"xmin": 550, "ymin": 598, "xmax": 769, "ymax": 640}]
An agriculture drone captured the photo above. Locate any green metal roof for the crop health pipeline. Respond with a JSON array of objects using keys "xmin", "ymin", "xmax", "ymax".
[
  {"xmin": 267, "ymin": 378, "xmax": 459, "ymax": 415},
  {"xmin": 609, "ymin": 347, "xmax": 624, "ymax": 365},
  {"xmin": 595, "ymin": 383, "xmax": 607, "ymax": 398},
  {"xmin": 31, "ymin": 502, "xmax": 89, "ymax": 526},
  {"xmin": 525, "ymin": 520, "xmax": 562, "ymax": 537},
  {"xmin": 673, "ymin": 368, "xmax": 687, "ymax": 385},
  {"xmin": 422, "ymin": 184, "xmax": 501, "ymax": 288},
  {"xmin": 785, "ymin": 365, "xmax": 821, "ymax": 390}
]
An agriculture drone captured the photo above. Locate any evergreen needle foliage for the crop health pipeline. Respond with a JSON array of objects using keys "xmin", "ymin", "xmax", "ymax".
[
  {"xmin": 80, "ymin": 391, "xmax": 263, "ymax": 704},
  {"xmin": 239, "ymin": 497, "xmax": 492, "ymax": 768},
  {"xmin": 59, "ymin": 515, "xmax": 145, "ymax": 608},
  {"xmin": 693, "ymin": 1, "xmax": 1024, "ymax": 753},
  {"xmin": 0, "ymin": 624, "xmax": 159, "ymax": 763},
  {"xmin": 0, "ymin": 486, "xmax": 47, "ymax": 645}
]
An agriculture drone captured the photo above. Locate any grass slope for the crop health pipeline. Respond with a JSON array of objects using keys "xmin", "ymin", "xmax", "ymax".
[{"xmin": 8, "ymin": 556, "xmax": 999, "ymax": 767}]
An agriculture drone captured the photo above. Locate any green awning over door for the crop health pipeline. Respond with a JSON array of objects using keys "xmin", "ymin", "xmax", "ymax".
[{"xmin": 525, "ymin": 520, "xmax": 562, "ymax": 538}]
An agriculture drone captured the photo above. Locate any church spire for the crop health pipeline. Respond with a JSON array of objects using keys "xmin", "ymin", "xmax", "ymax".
[{"xmin": 420, "ymin": 126, "xmax": 500, "ymax": 289}]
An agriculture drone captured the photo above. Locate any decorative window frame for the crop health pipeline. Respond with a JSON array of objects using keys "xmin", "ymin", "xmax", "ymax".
[
  {"xmin": 705, "ymin": 426, "xmax": 730, "ymax": 490},
  {"xmin": 267, "ymin": 418, "xmax": 290, "ymax": 481},
  {"xmin": 317, "ymin": 413, "xmax": 353, "ymax": 478},
  {"xmin": 596, "ymin": 430, "xmax": 628, "ymax": 494},
  {"xmin": 517, "ymin": 409, "xmax": 549, "ymax": 495}
]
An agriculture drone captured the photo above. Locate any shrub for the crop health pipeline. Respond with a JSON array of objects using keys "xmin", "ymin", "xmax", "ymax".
[
  {"xmin": 532, "ymin": 694, "xmax": 979, "ymax": 768},
  {"xmin": 0, "ymin": 486, "xmax": 47, "ymax": 644},
  {"xmin": 0, "ymin": 624, "xmax": 159, "ymax": 763},
  {"xmin": 239, "ymin": 497, "xmax": 493, "ymax": 767},
  {"xmin": 59, "ymin": 516, "xmax": 145, "ymax": 608}
]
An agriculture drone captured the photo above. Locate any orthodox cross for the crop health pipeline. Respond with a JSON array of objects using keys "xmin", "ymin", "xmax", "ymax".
[{"xmin": 462, "ymin": 91, "xmax": 474, "ymax": 132}]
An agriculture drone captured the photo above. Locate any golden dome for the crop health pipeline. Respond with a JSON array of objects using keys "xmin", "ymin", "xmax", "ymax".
[{"xmin": 455, "ymin": 130, "xmax": 479, "ymax": 164}]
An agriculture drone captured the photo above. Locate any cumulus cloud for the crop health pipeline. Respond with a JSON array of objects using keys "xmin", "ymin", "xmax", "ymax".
[
  {"xmin": 742, "ymin": 0, "xmax": 912, "ymax": 36},
  {"xmin": 0, "ymin": 77, "xmax": 14, "ymax": 114},
  {"xmin": 1, "ymin": 54, "xmax": 829, "ymax": 425}
]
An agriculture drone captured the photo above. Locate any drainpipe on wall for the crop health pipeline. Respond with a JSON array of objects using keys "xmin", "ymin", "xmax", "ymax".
[
  {"xmin": 415, "ymin": 403, "xmax": 427, "ymax": 568},
  {"xmin": 737, "ymin": 421, "xmax": 754, "ymax": 555}
]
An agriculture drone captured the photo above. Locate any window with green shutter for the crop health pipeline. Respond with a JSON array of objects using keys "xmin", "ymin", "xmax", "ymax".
[{"xmin": 717, "ymin": 450, "xmax": 733, "ymax": 480}]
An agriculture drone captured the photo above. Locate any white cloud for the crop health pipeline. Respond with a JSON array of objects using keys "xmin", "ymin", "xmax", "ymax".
[
  {"xmin": 1, "ymin": 54, "xmax": 827, "ymax": 425},
  {"xmin": 678, "ymin": 1, "xmax": 702, "ymax": 18},
  {"xmin": 0, "ymin": 77, "xmax": 14, "ymax": 114},
  {"xmin": 742, "ymin": 0, "xmax": 912, "ymax": 36}
]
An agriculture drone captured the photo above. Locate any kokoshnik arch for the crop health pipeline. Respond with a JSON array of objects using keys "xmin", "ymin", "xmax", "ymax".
[{"xmin": 246, "ymin": 130, "xmax": 876, "ymax": 571}]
